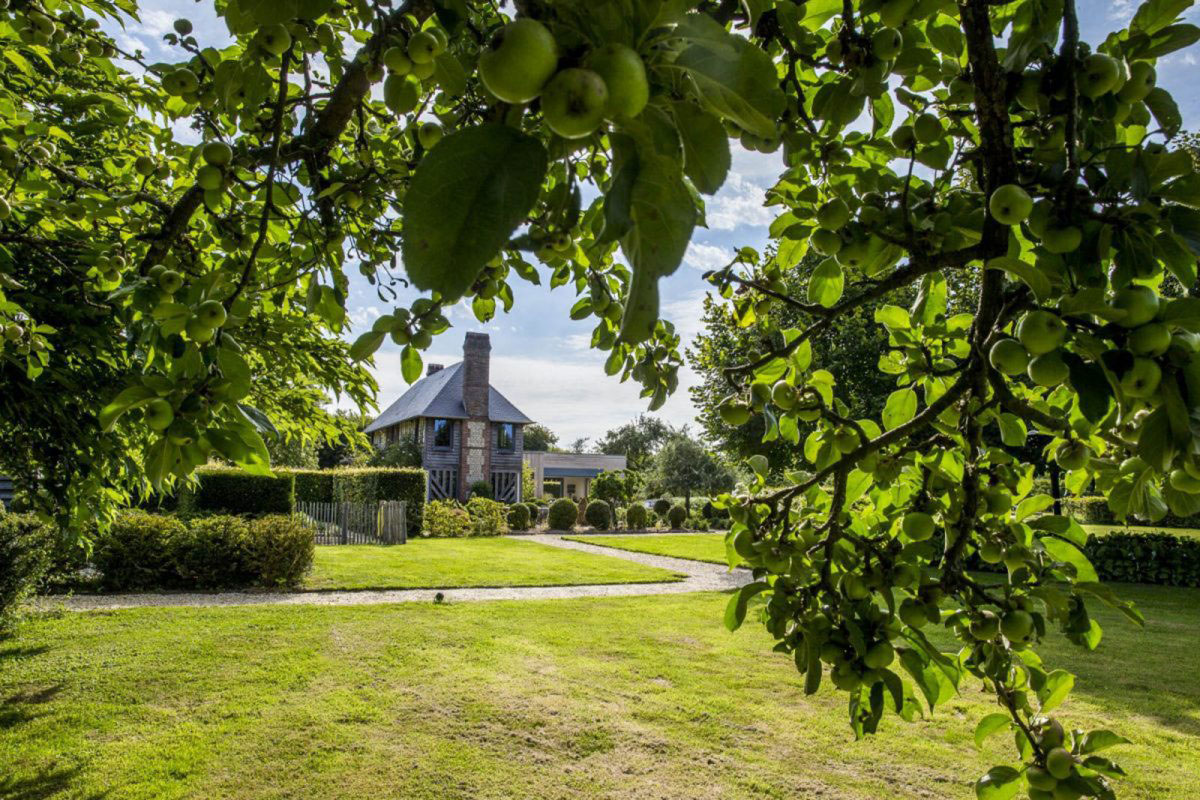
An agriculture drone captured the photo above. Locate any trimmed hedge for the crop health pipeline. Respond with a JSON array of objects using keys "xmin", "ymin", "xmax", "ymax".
[
  {"xmin": 0, "ymin": 513, "xmax": 54, "ymax": 633},
  {"xmin": 288, "ymin": 469, "xmax": 334, "ymax": 503},
  {"xmin": 667, "ymin": 505, "xmax": 687, "ymax": 528},
  {"xmin": 1086, "ymin": 532, "xmax": 1200, "ymax": 587},
  {"xmin": 507, "ymin": 503, "xmax": 531, "ymax": 531},
  {"xmin": 548, "ymin": 498, "xmax": 578, "ymax": 531},
  {"xmin": 585, "ymin": 499, "xmax": 612, "ymax": 531},
  {"xmin": 652, "ymin": 498, "xmax": 671, "ymax": 518},
  {"xmin": 328, "ymin": 468, "xmax": 427, "ymax": 533},
  {"xmin": 625, "ymin": 504, "xmax": 648, "ymax": 530},
  {"xmin": 92, "ymin": 511, "xmax": 313, "ymax": 591},
  {"xmin": 180, "ymin": 467, "xmax": 295, "ymax": 516},
  {"xmin": 1065, "ymin": 496, "xmax": 1200, "ymax": 529}
]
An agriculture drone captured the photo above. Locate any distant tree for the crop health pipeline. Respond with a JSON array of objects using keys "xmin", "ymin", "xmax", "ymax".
[
  {"xmin": 266, "ymin": 435, "xmax": 319, "ymax": 469},
  {"xmin": 367, "ymin": 439, "xmax": 423, "ymax": 468},
  {"xmin": 316, "ymin": 410, "xmax": 372, "ymax": 469},
  {"xmin": 596, "ymin": 415, "xmax": 673, "ymax": 469},
  {"xmin": 568, "ymin": 437, "xmax": 589, "ymax": 454},
  {"xmin": 590, "ymin": 469, "xmax": 641, "ymax": 506},
  {"xmin": 646, "ymin": 433, "xmax": 734, "ymax": 513},
  {"xmin": 522, "ymin": 423, "xmax": 558, "ymax": 452}
]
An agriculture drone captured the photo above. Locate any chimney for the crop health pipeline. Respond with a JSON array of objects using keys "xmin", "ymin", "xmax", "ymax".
[
  {"xmin": 462, "ymin": 332, "xmax": 490, "ymax": 418},
  {"xmin": 426, "ymin": 363, "xmax": 444, "ymax": 377}
]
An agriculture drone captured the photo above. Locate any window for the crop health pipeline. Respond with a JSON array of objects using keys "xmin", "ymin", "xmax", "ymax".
[
  {"xmin": 432, "ymin": 419, "xmax": 453, "ymax": 448},
  {"xmin": 496, "ymin": 423, "xmax": 514, "ymax": 451}
]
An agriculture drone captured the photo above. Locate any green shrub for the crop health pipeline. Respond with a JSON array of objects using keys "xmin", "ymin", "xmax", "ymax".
[
  {"xmin": 1086, "ymin": 532, "xmax": 1200, "ymax": 586},
  {"xmin": 330, "ymin": 468, "xmax": 427, "ymax": 533},
  {"xmin": 625, "ymin": 504, "xmax": 648, "ymax": 530},
  {"xmin": 0, "ymin": 514, "xmax": 54, "ymax": 634},
  {"xmin": 584, "ymin": 499, "xmax": 612, "ymax": 530},
  {"xmin": 524, "ymin": 502, "xmax": 541, "ymax": 526},
  {"xmin": 93, "ymin": 512, "xmax": 188, "ymax": 591},
  {"xmin": 92, "ymin": 511, "xmax": 315, "ymax": 591},
  {"xmin": 469, "ymin": 480, "xmax": 493, "ymax": 499},
  {"xmin": 423, "ymin": 500, "xmax": 472, "ymax": 538},
  {"xmin": 687, "ymin": 513, "xmax": 710, "ymax": 532},
  {"xmin": 173, "ymin": 515, "xmax": 255, "ymax": 588},
  {"xmin": 667, "ymin": 504, "xmax": 687, "ymax": 529},
  {"xmin": 507, "ymin": 503, "xmax": 531, "ymax": 531},
  {"xmin": 548, "ymin": 498, "xmax": 578, "ymax": 531},
  {"xmin": 466, "ymin": 497, "xmax": 507, "ymax": 536},
  {"xmin": 367, "ymin": 440, "xmax": 423, "ymax": 468},
  {"xmin": 246, "ymin": 515, "xmax": 315, "ymax": 588},
  {"xmin": 288, "ymin": 469, "xmax": 334, "ymax": 503},
  {"xmin": 702, "ymin": 501, "xmax": 730, "ymax": 522},
  {"xmin": 180, "ymin": 467, "xmax": 295, "ymax": 515},
  {"xmin": 652, "ymin": 498, "xmax": 671, "ymax": 518}
]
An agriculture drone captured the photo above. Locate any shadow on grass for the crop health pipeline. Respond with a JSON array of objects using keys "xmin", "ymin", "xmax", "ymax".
[{"xmin": 0, "ymin": 767, "xmax": 106, "ymax": 800}]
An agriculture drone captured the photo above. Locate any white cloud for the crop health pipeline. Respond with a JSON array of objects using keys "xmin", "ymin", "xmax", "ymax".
[
  {"xmin": 1108, "ymin": 0, "xmax": 1135, "ymax": 22},
  {"xmin": 706, "ymin": 173, "xmax": 774, "ymax": 231},
  {"xmin": 684, "ymin": 242, "xmax": 731, "ymax": 272},
  {"xmin": 139, "ymin": 9, "xmax": 176, "ymax": 37}
]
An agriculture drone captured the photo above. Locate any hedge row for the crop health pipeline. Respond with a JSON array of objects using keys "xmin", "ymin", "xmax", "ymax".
[
  {"xmin": 1064, "ymin": 496, "xmax": 1200, "ymax": 529},
  {"xmin": 0, "ymin": 513, "xmax": 54, "ymax": 633},
  {"xmin": 1086, "ymin": 532, "xmax": 1200, "ymax": 587},
  {"xmin": 93, "ymin": 511, "xmax": 313, "ymax": 591},
  {"xmin": 179, "ymin": 468, "xmax": 295, "ymax": 515},
  {"xmin": 286, "ymin": 468, "xmax": 426, "ymax": 532}
]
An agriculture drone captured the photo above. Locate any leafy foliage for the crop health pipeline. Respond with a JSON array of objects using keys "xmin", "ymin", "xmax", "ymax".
[
  {"xmin": 179, "ymin": 467, "xmax": 296, "ymax": 515},
  {"xmin": 667, "ymin": 504, "xmax": 687, "ymax": 529},
  {"xmin": 506, "ymin": 502, "xmax": 531, "ymax": 532},
  {"xmin": 625, "ymin": 503, "xmax": 649, "ymax": 530},
  {"xmin": 1, "ymin": 0, "xmax": 1198, "ymax": 793},
  {"xmin": 548, "ymin": 498, "xmax": 579, "ymax": 531},
  {"xmin": 522, "ymin": 423, "xmax": 559, "ymax": 452},
  {"xmin": 0, "ymin": 513, "xmax": 54, "ymax": 634},
  {"xmin": 585, "ymin": 498, "xmax": 613, "ymax": 530},
  {"xmin": 422, "ymin": 500, "xmax": 472, "ymax": 538}
]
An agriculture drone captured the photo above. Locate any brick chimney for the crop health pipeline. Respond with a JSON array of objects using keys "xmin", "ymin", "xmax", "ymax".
[
  {"xmin": 462, "ymin": 332, "xmax": 490, "ymax": 418},
  {"xmin": 426, "ymin": 363, "xmax": 444, "ymax": 377}
]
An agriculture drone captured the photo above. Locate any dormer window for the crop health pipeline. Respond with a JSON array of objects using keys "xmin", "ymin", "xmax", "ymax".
[{"xmin": 496, "ymin": 422, "xmax": 514, "ymax": 451}]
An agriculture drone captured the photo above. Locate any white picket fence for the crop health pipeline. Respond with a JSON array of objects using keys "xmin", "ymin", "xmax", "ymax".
[{"xmin": 297, "ymin": 500, "xmax": 407, "ymax": 545}]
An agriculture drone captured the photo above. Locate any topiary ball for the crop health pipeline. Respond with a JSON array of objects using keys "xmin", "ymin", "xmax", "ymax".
[
  {"xmin": 667, "ymin": 504, "xmax": 687, "ymax": 529},
  {"xmin": 547, "ymin": 498, "xmax": 578, "ymax": 531},
  {"xmin": 625, "ymin": 503, "xmax": 647, "ymax": 530},
  {"xmin": 584, "ymin": 499, "xmax": 612, "ymax": 530}
]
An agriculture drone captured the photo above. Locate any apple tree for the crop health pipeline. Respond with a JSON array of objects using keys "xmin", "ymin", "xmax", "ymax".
[{"xmin": 1, "ymin": 0, "xmax": 1199, "ymax": 796}]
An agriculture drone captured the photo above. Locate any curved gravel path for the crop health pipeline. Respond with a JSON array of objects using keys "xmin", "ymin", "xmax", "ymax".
[{"xmin": 40, "ymin": 533, "xmax": 750, "ymax": 612}]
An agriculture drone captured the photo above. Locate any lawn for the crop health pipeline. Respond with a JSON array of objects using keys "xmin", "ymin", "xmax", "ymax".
[
  {"xmin": 567, "ymin": 532, "xmax": 729, "ymax": 564},
  {"xmin": 1083, "ymin": 523, "xmax": 1200, "ymax": 539},
  {"xmin": 4, "ymin": 585, "xmax": 1196, "ymax": 799},
  {"xmin": 303, "ymin": 538, "xmax": 684, "ymax": 590}
]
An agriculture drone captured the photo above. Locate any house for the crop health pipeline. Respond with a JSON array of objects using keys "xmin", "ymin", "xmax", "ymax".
[
  {"xmin": 524, "ymin": 451, "xmax": 626, "ymax": 500},
  {"xmin": 365, "ymin": 332, "xmax": 532, "ymax": 503}
]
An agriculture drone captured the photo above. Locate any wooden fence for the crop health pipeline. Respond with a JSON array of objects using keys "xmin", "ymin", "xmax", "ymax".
[{"xmin": 297, "ymin": 500, "xmax": 407, "ymax": 545}]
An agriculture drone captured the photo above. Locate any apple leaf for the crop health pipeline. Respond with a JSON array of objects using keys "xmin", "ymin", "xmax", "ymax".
[
  {"xmin": 1146, "ymin": 86, "xmax": 1182, "ymax": 137},
  {"xmin": 400, "ymin": 345, "xmax": 422, "ymax": 384},
  {"xmin": 1131, "ymin": 0, "xmax": 1192, "ymax": 35},
  {"xmin": 402, "ymin": 124, "xmax": 548, "ymax": 300},
  {"xmin": 808, "ymin": 258, "xmax": 844, "ymax": 308},
  {"xmin": 985, "ymin": 257, "xmax": 1051, "ymax": 303},
  {"xmin": 974, "ymin": 766, "xmax": 1021, "ymax": 800},
  {"xmin": 883, "ymin": 388, "xmax": 918, "ymax": 430},
  {"xmin": 974, "ymin": 713, "xmax": 1011, "ymax": 749},
  {"xmin": 619, "ymin": 136, "xmax": 697, "ymax": 280},
  {"xmin": 724, "ymin": 580, "xmax": 769, "ymax": 631},
  {"xmin": 349, "ymin": 330, "xmax": 384, "ymax": 362},
  {"xmin": 670, "ymin": 13, "xmax": 787, "ymax": 139},
  {"xmin": 671, "ymin": 100, "xmax": 731, "ymax": 195}
]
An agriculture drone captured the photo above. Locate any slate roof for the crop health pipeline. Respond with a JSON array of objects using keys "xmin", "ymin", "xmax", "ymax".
[{"xmin": 364, "ymin": 362, "xmax": 533, "ymax": 433}]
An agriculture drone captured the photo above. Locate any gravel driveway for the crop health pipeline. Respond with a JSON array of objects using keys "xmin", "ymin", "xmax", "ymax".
[{"xmin": 39, "ymin": 533, "xmax": 751, "ymax": 612}]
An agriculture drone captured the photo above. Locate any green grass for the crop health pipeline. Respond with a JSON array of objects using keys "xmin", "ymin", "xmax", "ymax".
[
  {"xmin": 1083, "ymin": 523, "xmax": 1200, "ymax": 540},
  {"xmin": 567, "ymin": 532, "xmax": 729, "ymax": 564},
  {"xmin": 303, "ymin": 538, "xmax": 684, "ymax": 590},
  {"xmin": 3, "ymin": 584, "xmax": 1197, "ymax": 798}
]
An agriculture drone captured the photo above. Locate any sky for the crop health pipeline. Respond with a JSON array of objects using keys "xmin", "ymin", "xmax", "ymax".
[{"xmin": 107, "ymin": 1, "xmax": 1200, "ymax": 446}]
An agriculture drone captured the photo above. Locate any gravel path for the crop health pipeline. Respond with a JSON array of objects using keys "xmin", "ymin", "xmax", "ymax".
[{"xmin": 39, "ymin": 534, "xmax": 750, "ymax": 612}]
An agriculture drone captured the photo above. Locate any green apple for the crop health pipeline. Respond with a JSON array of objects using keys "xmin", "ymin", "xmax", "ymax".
[
  {"xmin": 202, "ymin": 141, "xmax": 233, "ymax": 167},
  {"xmin": 134, "ymin": 155, "xmax": 156, "ymax": 175},
  {"xmin": 196, "ymin": 164, "xmax": 224, "ymax": 191},
  {"xmin": 1079, "ymin": 53, "xmax": 1121, "ymax": 98},
  {"xmin": 383, "ymin": 74, "xmax": 420, "ymax": 114},
  {"xmin": 879, "ymin": 0, "xmax": 915, "ymax": 27},
  {"xmin": 969, "ymin": 611, "xmax": 1000, "ymax": 640},
  {"xmin": 984, "ymin": 487, "xmax": 1012, "ymax": 515},
  {"xmin": 162, "ymin": 68, "xmax": 198, "ymax": 96},
  {"xmin": 1026, "ymin": 765, "xmax": 1059, "ymax": 791},
  {"xmin": 872, "ymin": 27, "xmax": 903, "ymax": 60},
  {"xmin": 1041, "ymin": 225, "xmax": 1082, "ymax": 253},
  {"xmin": 817, "ymin": 197, "xmax": 850, "ymax": 230},
  {"xmin": 898, "ymin": 599, "xmax": 927, "ymax": 628},
  {"xmin": 186, "ymin": 316, "xmax": 216, "ymax": 342},
  {"xmin": 1120, "ymin": 357, "xmax": 1162, "ymax": 398},
  {"xmin": 144, "ymin": 398, "xmax": 174, "ymax": 431},
  {"xmin": 256, "ymin": 23, "xmax": 291, "ymax": 56},
  {"xmin": 810, "ymin": 228, "xmax": 842, "ymax": 256},
  {"xmin": 902, "ymin": 511, "xmax": 935, "ymax": 542},
  {"xmin": 913, "ymin": 112, "xmax": 941, "ymax": 143},
  {"xmin": 540, "ymin": 68, "xmax": 608, "ymax": 139},
  {"xmin": 383, "ymin": 46, "xmax": 412, "ymax": 75},
  {"xmin": 1045, "ymin": 747, "xmax": 1075, "ymax": 781},
  {"xmin": 157, "ymin": 269, "xmax": 183, "ymax": 294},
  {"xmin": 1128, "ymin": 322, "xmax": 1171, "ymax": 356},
  {"xmin": 411, "ymin": 59, "xmax": 435, "ymax": 80},
  {"xmin": 1054, "ymin": 440, "xmax": 1090, "ymax": 470},
  {"xmin": 1118, "ymin": 61, "xmax": 1155, "ymax": 102},
  {"xmin": 0, "ymin": 197, "xmax": 10, "ymax": 220},
  {"xmin": 166, "ymin": 419, "xmax": 197, "ymax": 446},
  {"xmin": 719, "ymin": 398, "xmax": 751, "ymax": 426},
  {"xmin": 989, "ymin": 338, "xmax": 1030, "ymax": 376},
  {"xmin": 1016, "ymin": 310, "xmax": 1067, "ymax": 355},
  {"xmin": 978, "ymin": 541, "xmax": 1005, "ymax": 564},
  {"xmin": 585, "ymin": 44, "xmax": 649, "ymax": 119},
  {"xmin": 988, "ymin": 183, "xmax": 1033, "ymax": 225},
  {"xmin": 891, "ymin": 123, "xmax": 916, "ymax": 151},
  {"xmin": 407, "ymin": 31, "xmax": 440, "ymax": 64},
  {"xmin": 1028, "ymin": 350, "xmax": 1069, "ymax": 387},
  {"xmin": 417, "ymin": 121, "xmax": 443, "ymax": 149},
  {"xmin": 863, "ymin": 640, "xmax": 895, "ymax": 669},
  {"xmin": 1000, "ymin": 609, "xmax": 1034, "ymax": 641},
  {"xmin": 1112, "ymin": 285, "xmax": 1159, "ymax": 328},
  {"xmin": 478, "ymin": 19, "xmax": 558, "ymax": 104},
  {"xmin": 771, "ymin": 381, "xmax": 797, "ymax": 410},
  {"xmin": 195, "ymin": 299, "xmax": 227, "ymax": 329},
  {"xmin": 833, "ymin": 427, "xmax": 859, "ymax": 453},
  {"xmin": 1169, "ymin": 468, "xmax": 1200, "ymax": 493},
  {"xmin": 835, "ymin": 236, "xmax": 870, "ymax": 268}
]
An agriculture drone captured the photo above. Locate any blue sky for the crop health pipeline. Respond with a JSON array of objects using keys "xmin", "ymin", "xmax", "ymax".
[{"xmin": 110, "ymin": 1, "xmax": 1199, "ymax": 444}]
